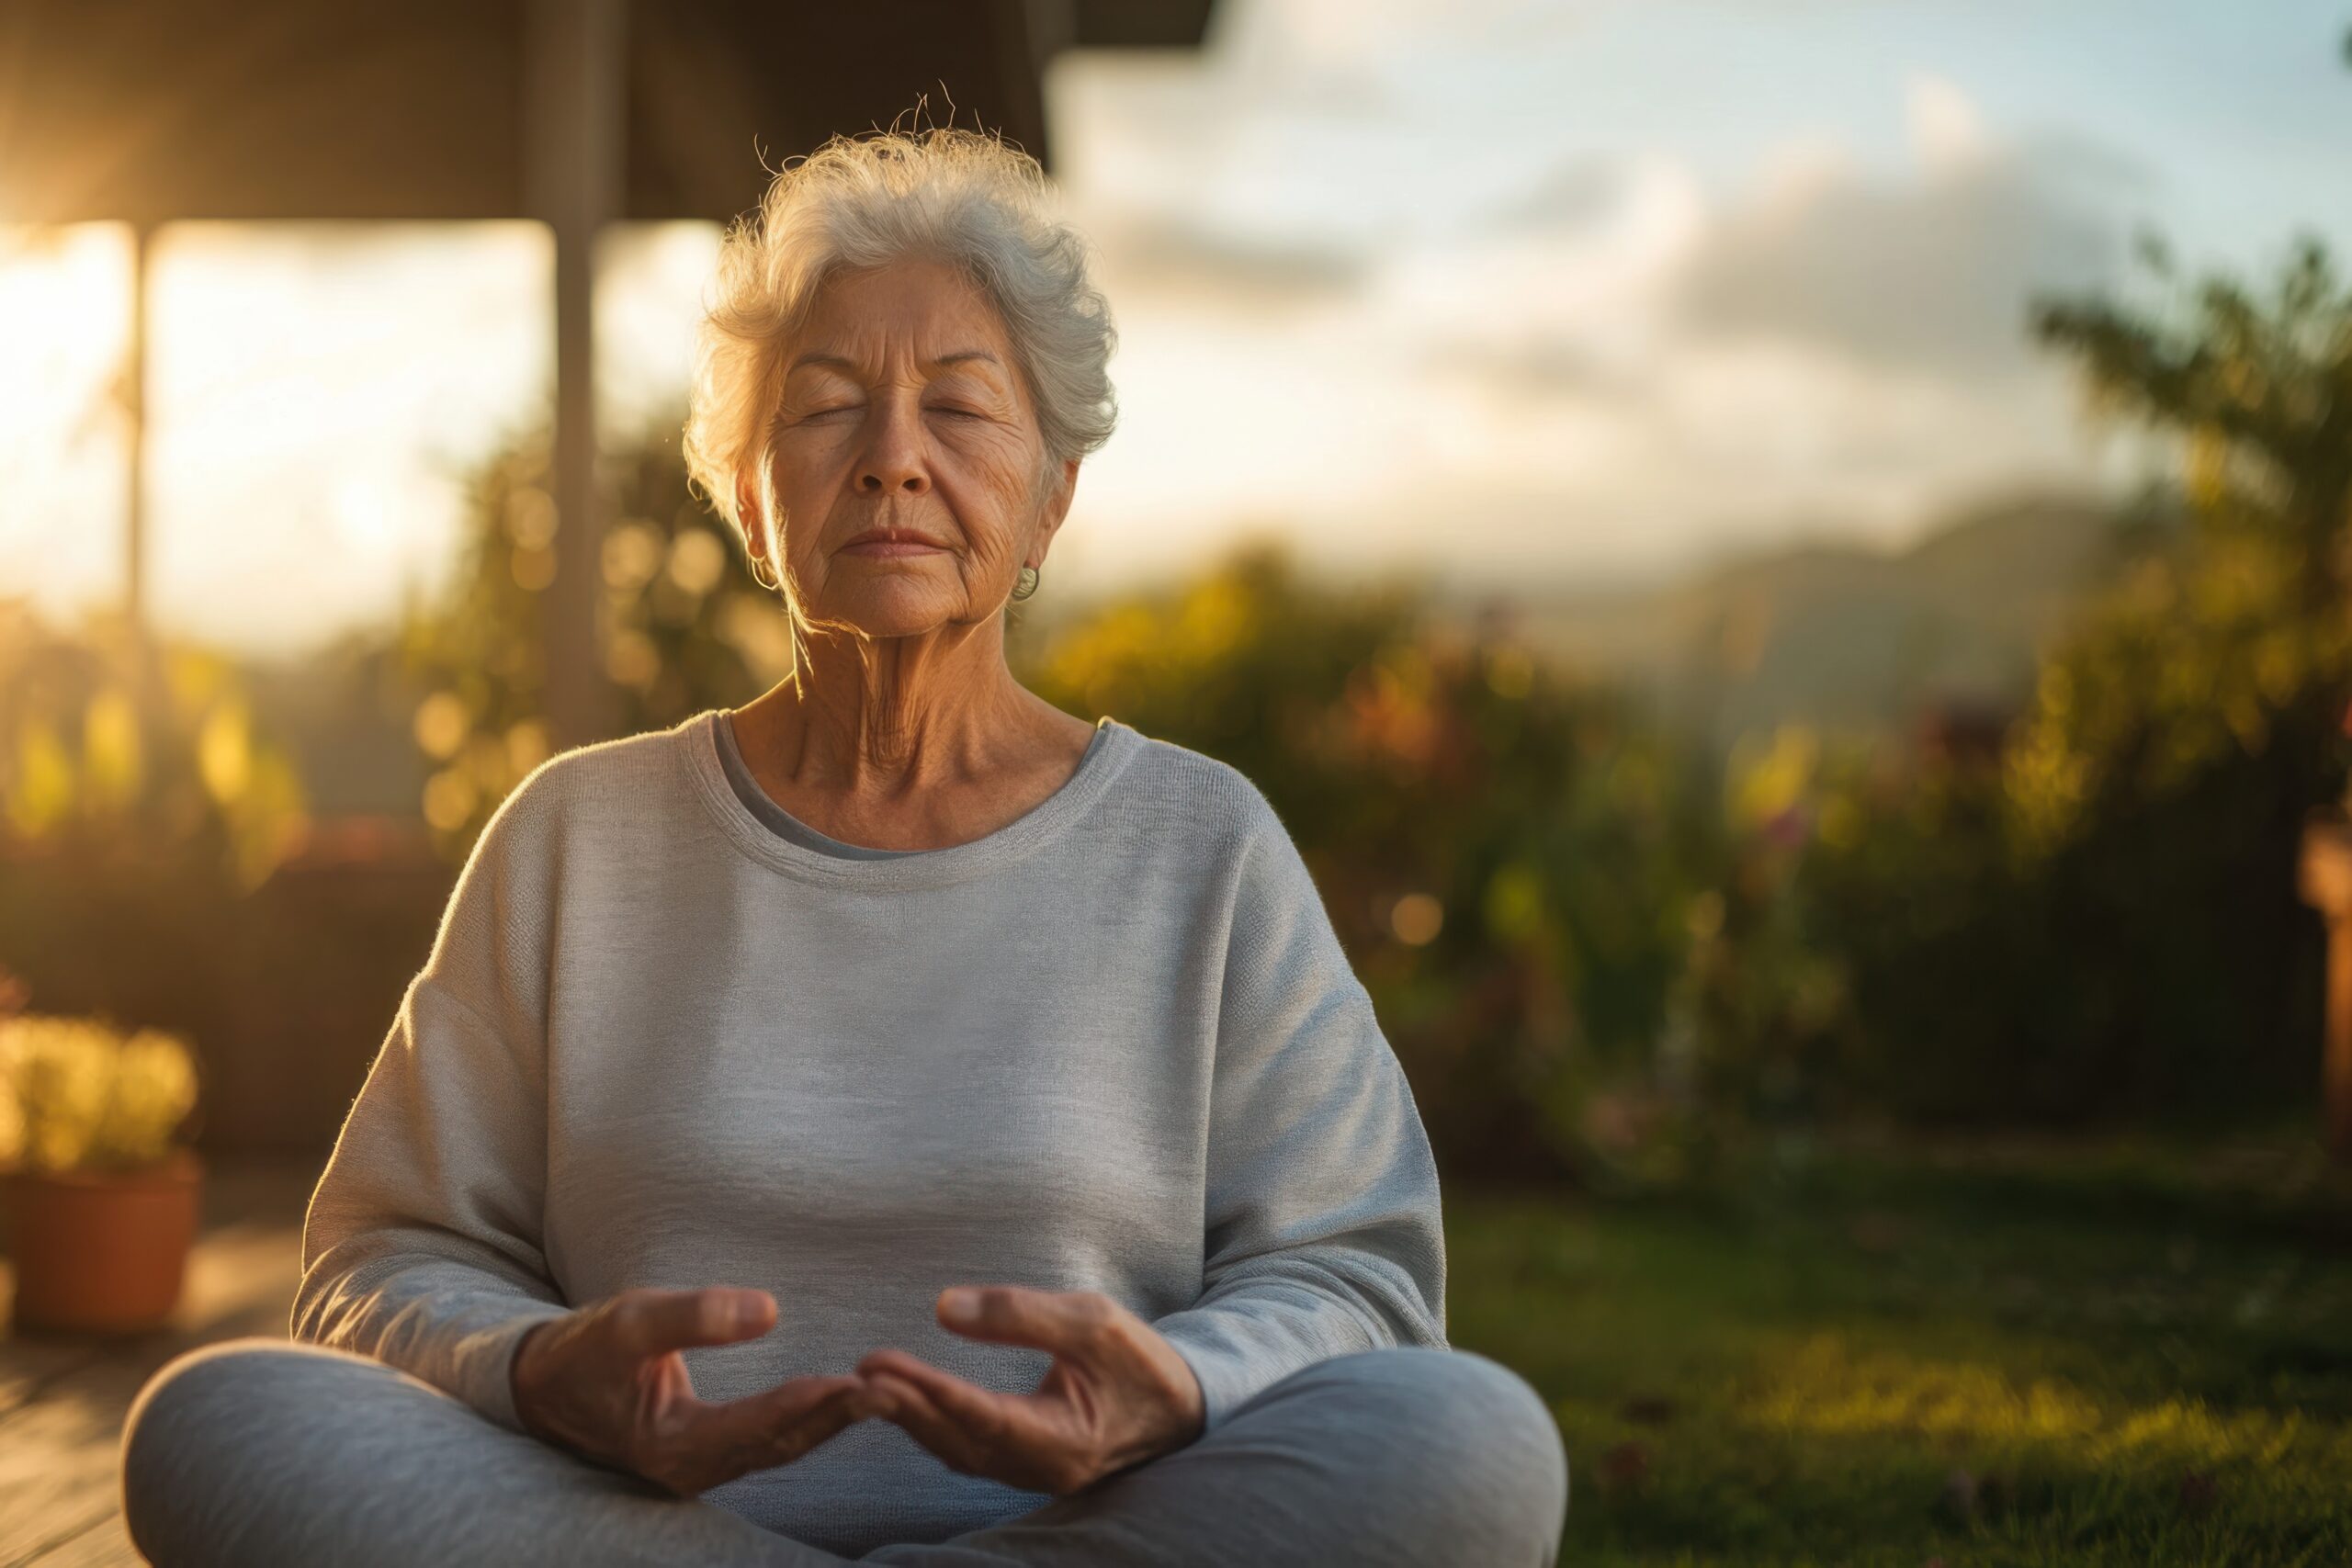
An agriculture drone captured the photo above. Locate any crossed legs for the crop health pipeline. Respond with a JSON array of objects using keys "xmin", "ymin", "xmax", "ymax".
[{"xmin": 121, "ymin": 1339, "xmax": 1567, "ymax": 1567}]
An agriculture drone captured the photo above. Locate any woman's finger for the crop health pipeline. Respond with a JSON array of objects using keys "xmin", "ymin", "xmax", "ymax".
[
  {"xmin": 854, "ymin": 1346, "xmax": 955, "ymax": 1386},
  {"xmin": 608, "ymin": 1287, "xmax": 778, "ymax": 1357},
  {"xmin": 696, "ymin": 1373, "xmax": 869, "ymax": 1442},
  {"xmin": 860, "ymin": 1356, "xmax": 1035, "ymax": 1436},
  {"xmin": 897, "ymin": 1358, "xmax": 1067, "ymax": 1452},
  {"xmin": 748, "ymin": 1377, "xmax": 873, "ymax": 1466},
  {"xmin": 864, "ymin": 1371, "xmax": 996, "ymax": 1478},
  {"xmin": 679, "ymin": 1376, "xmax": 869, "ymax": 1482},
  {"xmin": 933, "ymin": 1285, "xmax": 1121, "ymax": 1363},
  {"xmin": 865, "ymin": 1364, "xmax": 1083, "ymax": 1493}
]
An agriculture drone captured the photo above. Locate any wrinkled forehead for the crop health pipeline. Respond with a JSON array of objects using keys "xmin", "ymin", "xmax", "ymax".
[
  {"xmin": 782, "ymin": 346, "xmax": 1012, "ymax": 391},
  {"xmin": 783, "ymin": 259, "xmax": 1019, "ymax": 378}
]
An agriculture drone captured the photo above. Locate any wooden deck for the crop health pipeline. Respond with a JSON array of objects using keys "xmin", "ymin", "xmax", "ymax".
[{"xmin": 0, "ymin": 1162, "xmax": 314, "ymax": 1568}]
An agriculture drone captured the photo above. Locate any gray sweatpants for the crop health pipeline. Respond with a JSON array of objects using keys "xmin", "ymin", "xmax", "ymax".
[{"xmin": 119, "ymin": 1340, "xmax": 1568, "ymax": 1566}]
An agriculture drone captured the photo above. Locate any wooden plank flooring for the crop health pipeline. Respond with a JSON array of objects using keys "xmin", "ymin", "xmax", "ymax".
[{"xmin": 0, "ymin": 1163, "xmax": 313, "ymax": 1568}]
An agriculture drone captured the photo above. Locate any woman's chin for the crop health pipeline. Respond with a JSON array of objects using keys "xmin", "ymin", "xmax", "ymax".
[{"xmin": 820, "ymin": 576, "xmax": 970, "ymax": 636}]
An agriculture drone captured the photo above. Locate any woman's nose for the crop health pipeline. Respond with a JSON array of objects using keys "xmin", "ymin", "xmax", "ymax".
[{"xmin": 854, "ymin": 399, "xmax": 931, "ymax": 496}]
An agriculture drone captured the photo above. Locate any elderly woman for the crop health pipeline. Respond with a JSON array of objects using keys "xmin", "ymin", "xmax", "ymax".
[{"xmin": 119, "ymin": 129, "xmax": 1567, "ymax": 1566}]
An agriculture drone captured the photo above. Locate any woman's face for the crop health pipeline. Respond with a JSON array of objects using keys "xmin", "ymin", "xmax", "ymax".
[{"xmin": 748, "ymin": 257, "xmax": 1075, "ymax": 639}]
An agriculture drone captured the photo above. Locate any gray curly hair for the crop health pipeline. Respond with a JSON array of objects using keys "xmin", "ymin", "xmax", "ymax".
[{"xmin": 682, "ymin": 127, "xmax": 1121, "ymax": 549}]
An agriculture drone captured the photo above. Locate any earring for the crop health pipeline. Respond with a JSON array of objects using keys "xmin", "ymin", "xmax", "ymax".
[
  {"xmin": 1012, "ymin": 564, "xmax": 1041, "ymax": 602},
  {"xmin": 749, "ymin": 552, "xmax": 781, "ymax": 592}
]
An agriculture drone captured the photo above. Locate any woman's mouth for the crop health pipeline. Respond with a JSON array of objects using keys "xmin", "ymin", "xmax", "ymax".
[{"xmin": 842, "ymin": 539, "xmax": 946, "ymax": 558}]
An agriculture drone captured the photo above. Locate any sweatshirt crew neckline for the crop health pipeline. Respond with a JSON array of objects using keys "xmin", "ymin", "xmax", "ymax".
[
  {"xmin": 710, "ymin": 711, "xmax": 929, "ymax": 861},
  {"xmin": 679, "ymin": 707, "xmax": 1141, "ymax": 890}
]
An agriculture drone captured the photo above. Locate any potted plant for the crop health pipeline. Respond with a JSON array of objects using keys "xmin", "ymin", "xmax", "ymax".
[{"xmin": 0, "ymin": 999, "xmax": 203, "ymax": 1334}]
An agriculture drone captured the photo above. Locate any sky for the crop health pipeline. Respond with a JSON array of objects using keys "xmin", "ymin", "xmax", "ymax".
[{"xmin": 1, "ymin": 0, "xmax": 2346, "ymax": 657}]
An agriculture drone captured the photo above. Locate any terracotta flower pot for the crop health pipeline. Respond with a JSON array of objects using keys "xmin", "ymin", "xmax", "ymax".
[{"xmin": 3, "ymin": 1147, "xmax": 203, "ymax": 1334}]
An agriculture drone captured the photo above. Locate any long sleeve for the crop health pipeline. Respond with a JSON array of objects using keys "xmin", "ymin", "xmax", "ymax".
[
  {"xmin": 1150, "ymin": 795, "xmax": 1449, "ymax": 1431},
  {"xmin": 289, "ymin": 777, "xmax": 574, "ymax": 1434}
]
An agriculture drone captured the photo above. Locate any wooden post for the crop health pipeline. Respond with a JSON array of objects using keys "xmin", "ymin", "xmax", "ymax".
[
  {"xmin": 2296, "ymin": 812, "xmax": 2352, "ymax": 1159},
  {"xmin": 123, "ymin": 222, "xmax": 150, "ymax": 637},
  {"xmin": 2330, "ymin": 920, "xmax": 2352, "ymax": 1158},
  {"xmin": 120, "ymin": 220, "xmax": 170, "ymax": 749},
  {"xmin": 526, "ymin": 0, "xmax": 626, "ymax": 752}
]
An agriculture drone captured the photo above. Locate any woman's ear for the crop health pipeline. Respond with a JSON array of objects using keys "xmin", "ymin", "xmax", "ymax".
[
  {"xmin": 735, "ymin": 471, "xmax": 764, "ymax": 551},
  {"xmin": 1033, "ymin": 457, "xmax": 1081, "ymax": 560}
]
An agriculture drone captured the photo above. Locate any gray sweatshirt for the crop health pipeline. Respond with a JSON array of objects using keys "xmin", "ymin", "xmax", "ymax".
[{"xmin": 292, "ymin": 707, "xmax": 1448, "ymax": 1558}]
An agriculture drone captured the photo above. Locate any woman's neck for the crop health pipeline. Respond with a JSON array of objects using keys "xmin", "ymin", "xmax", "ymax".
[{"xmin": 727, "ymin": 624, "xmax": 1095, "ymax": 848}]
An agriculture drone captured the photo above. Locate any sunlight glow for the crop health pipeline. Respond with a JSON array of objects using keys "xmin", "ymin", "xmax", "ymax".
[
  {"xmin": 0, "ymin": 224, "xmax": 132, "ymax": 625},
  {"xmin": 144, "ymin": 222, "xmax": 551, "ymax": 656},
  {"xmin": 1743, "ymin": 1335, "xmax": 2332, "ymax": 1474}
]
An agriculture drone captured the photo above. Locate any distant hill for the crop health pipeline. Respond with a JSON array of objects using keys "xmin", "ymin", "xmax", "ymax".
[{"xmin": 1498, "ymin": 491, "xmax": 2165, "ymax": 754}]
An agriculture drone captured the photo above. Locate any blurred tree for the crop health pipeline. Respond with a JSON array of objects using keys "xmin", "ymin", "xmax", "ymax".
[
  {"xmin": 0, "ymin": 603, "xmax": 307, "ymax": 891},
  {"xmin": 396, "ymin": 424, "xmax": 786, "ymax": 857},
  {"xmin": 2018, "ymin": 239, "xmax": 2349, "ymax": 1109},
  {"xmin": 1679, "ymin": 725, "xmax": 1867, "ymax": 1124},
  {"xmin": 2018, "ymin": 239, "xmax": 2352, "ymax": 835},
  {"xmin": 0, "ymin": 604, "xmax": 311, "ymax": 1111},
  {"xmin": 1799, "ymin": 238, "xmax": 2351, "ymax": 1123},
  {"xmin": 1018, "ymin": 542, "xmax": 1725, "ymax": 1183}
]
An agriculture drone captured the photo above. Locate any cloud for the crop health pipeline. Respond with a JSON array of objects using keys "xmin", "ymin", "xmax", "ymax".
[
  {"xmin": 1054, "ymin": 44, "xmax": 2144, "ymax": 598},
  {"xmin": 1668, "ymin": 88, "xmax": 2145, "ymax": 383},
  {"xmin": 1091, "ymin": 212, "xmax": 1370, "ymax": 313},
  {"xmin": 1905, "ymin": 72, "xmax": 1991, "ymax": 172},
  {"xmin": 1481, "ymin": 157, "xmax": 1629, "ymax": 234},
  {"xmin": 1423, "ymin": 333, "xmax": 1635, "ymax": 399},
  {"xmin": 1385, "ymin": 153, "xmax": 1705, "ymax": 395}
]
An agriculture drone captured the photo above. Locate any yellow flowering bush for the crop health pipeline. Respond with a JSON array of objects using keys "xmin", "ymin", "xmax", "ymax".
[
  {"xmin": 0, "ymin": 604, "xmax": 311, "ymax": 893},
  {"xmin": 0, "ymin": 1014, "xmax": 198, "ymax": 1173}
]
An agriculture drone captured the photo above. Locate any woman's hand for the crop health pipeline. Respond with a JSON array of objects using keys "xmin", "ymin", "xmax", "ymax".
[
  {"xmin": 511, "ymin": 1286, "xmax": 873, "ymax": 1496},
  {"xmin": 854, "ymin": 1286, "xmax": 1206, "ymax": 1496}
]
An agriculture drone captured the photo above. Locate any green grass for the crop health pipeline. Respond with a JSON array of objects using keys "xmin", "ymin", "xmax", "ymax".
[{"xmin": 1446, "ymin": 1130, "xmax": 2352, "ymax": 1567}]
